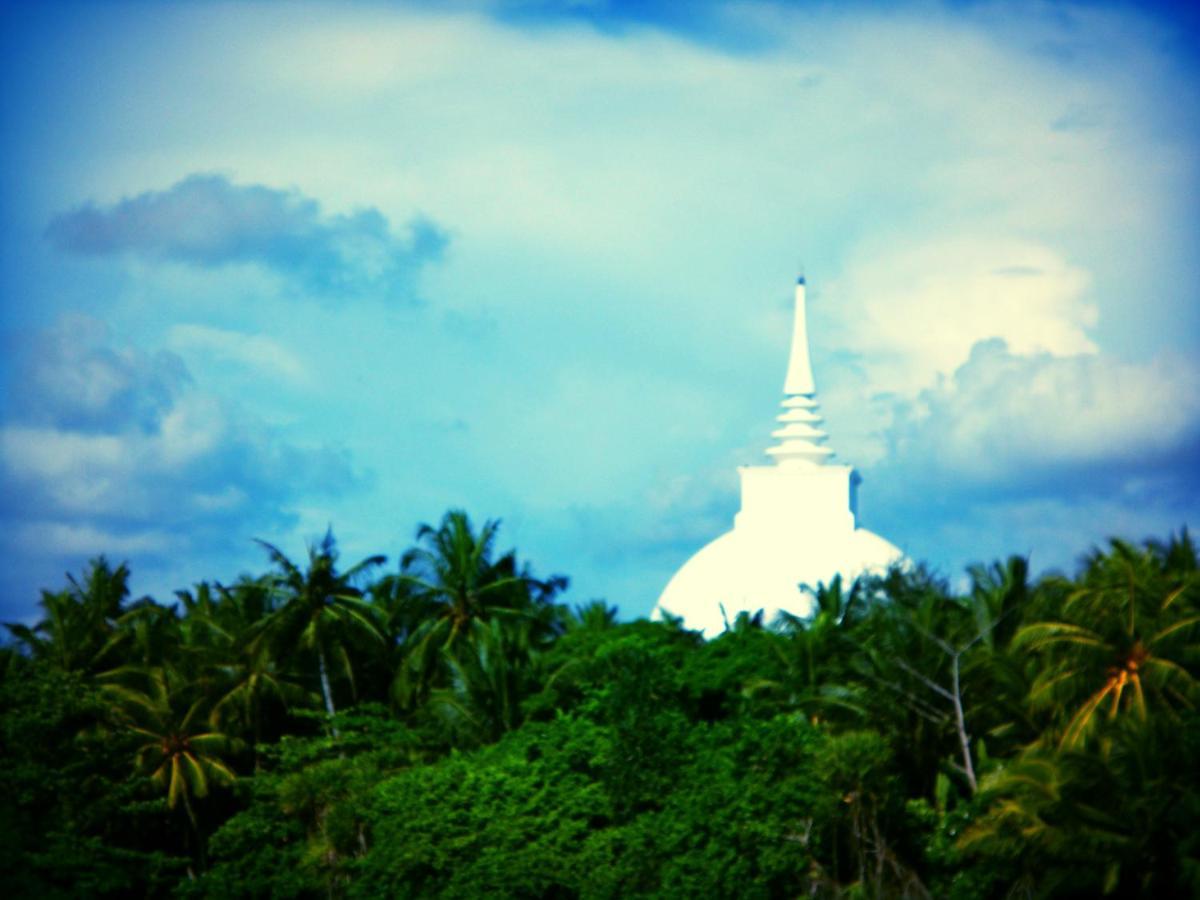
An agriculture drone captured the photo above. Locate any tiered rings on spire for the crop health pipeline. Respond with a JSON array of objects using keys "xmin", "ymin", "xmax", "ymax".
[
  {"xmin": 764, "ymin": 277, "xmax": 835, "ymax": 466},
  {"xmin": 765, "ymin": 394, "xmax": 834, "ymax": 465}
]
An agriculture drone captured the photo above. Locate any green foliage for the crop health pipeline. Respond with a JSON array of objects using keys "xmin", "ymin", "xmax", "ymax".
[
  {"xmin": 0, "ymin": 657, "xmax": 187, "ymax": 897},
  {"xmin": 5, "ymin": 556, "xmax": 134, "ymax": 675},
  {"xmin": 643, "ymin": 715, "xmax": 834, "ymax": 897},
  {"xmin": 389, "ymin": 508, "xmax": 567, "ymax": 717},
  {"xmin": 2, "ymin": 525, "xmax": 1198, "ymax": 897},
  {"xmin": 359, "ymin": 716, "xmax": 614, "ymax": 897},
  {"xmin": 1016, "ymin": 534, "xmax": 1200, "ymax": 748},
  {"xmin": 360, "ymin": 712, "xmax": 840, "ymax": 899},
  {"xmin": 254, "ymin": 528, "xmax": 387, "ymax": 724},
  {"xmin": 189, "ymin": 705, "xmax": 419, "ymax": 899}
]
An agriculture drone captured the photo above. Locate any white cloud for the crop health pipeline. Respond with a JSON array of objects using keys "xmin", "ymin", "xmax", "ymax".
[
  {"xmin": 169, "ymin": 323, "xmax": 308, "ymax": 384},
  {"xmin": 45, "ymin": 3, "xmax": 1193, "ymax": 362},
  {"xmin": 1, "ymin": 428, "xmax": 129, "ymax": 484},
  {"xmin": 1, "ymin": 408, "xmax": 227, "ymax": 520},
  {"xmin": 825, "ymin": 237, "xmax": 1099, "ymax": 395},
  {"xmin": 46, "ymin": 173, "xmax": 447, "ymax": 300},
  {"xmin": 12, "ymin": 314, "xmax": 191, "ymax": 432},
  {"xmin": 880, "ymin": 338, "xmax": 1200, "ymax": 488},
  {"xmin": 13, "ymin": 520, "xmax": 177, "ymax": 558},
  {"xmin": 1, "ymin": 395, "xmax": 250, "ymax": 517},
  {"xmin": 0, "ymin": 317, "xmax": 362, "ymax": 609},
  {"xmin": 165, "ymin": 2, "xmax": 1190, "ymax": 389}
]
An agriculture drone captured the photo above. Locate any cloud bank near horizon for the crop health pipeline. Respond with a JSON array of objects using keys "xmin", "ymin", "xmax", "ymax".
[{"xmin": 0, "ymin": 315, "xmax": 360, "ymax": 606}]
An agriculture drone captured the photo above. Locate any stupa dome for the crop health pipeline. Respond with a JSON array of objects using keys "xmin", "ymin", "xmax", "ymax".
[{"xmin": 655, "ymin": 277, "xmax": 902, "ymax": 636}]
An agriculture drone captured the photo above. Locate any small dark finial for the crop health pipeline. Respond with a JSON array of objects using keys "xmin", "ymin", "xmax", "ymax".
[{"xmin": 796, "ymin": 272, "xmax": 806, "ymax": 286}]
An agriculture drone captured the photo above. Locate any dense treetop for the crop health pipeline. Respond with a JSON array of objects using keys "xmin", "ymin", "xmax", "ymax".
[{"xmin": 2, "ymin": 512, "xmax": 1198, "ymax": 898}]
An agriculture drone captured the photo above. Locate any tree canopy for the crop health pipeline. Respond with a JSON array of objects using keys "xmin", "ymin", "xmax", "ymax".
[{"xmin": 2, "ymin": 517, "xmax": 1197, "ymax": 898}]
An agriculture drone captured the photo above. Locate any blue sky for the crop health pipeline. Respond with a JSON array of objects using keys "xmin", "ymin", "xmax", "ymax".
[{"xmin": 1, "ymin": 0, "xmax": 1198, "ymax": 622}]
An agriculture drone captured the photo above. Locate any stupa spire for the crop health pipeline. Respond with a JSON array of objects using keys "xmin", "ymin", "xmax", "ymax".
[
  {"xmin": 764, "ymin": 276, "xmax": 835, "ymax": 466},
  {"xmin": 654, "ymin": 274, "xmax": 903, "ymax": 637}
]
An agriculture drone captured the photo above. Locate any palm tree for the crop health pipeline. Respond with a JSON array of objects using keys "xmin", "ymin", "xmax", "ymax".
[
  {"xmin": 5, "ymin": 556, "xmax": 133, "ymax": 675},
  {"xmin": 1015, "ymin": 536, "xmax": 1200, "ymax": 748},
  {"xmin": 104, "ymin": 666, "xmax": 238, "ymax": 872},
  {"xmin": 751, "ymin": 575, "xmax": 869, "ymax": 723},
  {"xmin": 853, "ymin": 566, "xmax": 984, "ymax": 793},
  {"xmin": 254, "ymin": 529, "xmax": 385, "ymax": 731},
  {"xmin": 392, "ymin": 510, "xmax": 566, "ymax": 708},
  {"xmin": 782, "ymin": 575, "xmax": 870, "ymax": 676},
  {"xmin": 166, "ymin": 579, "xmax": 314, "ymax": 764},
  {"xmin": 958, "ymin": 748, "xmax": 1119, "ymax": 895},
  {"xmin": 961, "ymin": 555, "xmax": 1043, "ymax": 758},
  {"xmin": 567, "ymin": 600, "xmax": 620, "ymax": 632},
  {"xmin": 399, "ymin": 511, "xmax": 537, "ymax": 643},
  {"xmin": 368, "ymin": 569, "xmax": 438, "ymax": 646},
  {"xmin": 427, "ymin": 617, "xmax": 540, "ymax": 744},
  {"xmin": 966, "ymin": 555, "xmax": 1029, "ymax": 652},
  {"xmin": 108, "ymin": 598, "xmax": 182, "ymax": 670},
  {"xmin": 211, "ymin": 643, "xmax": 315, "ymax": 766},
  {"xmin": 177, "ymin": 577, "xmax": 277, "ymax": 667},
  {"xmin": 961, "ymin": 711, "xmax": 1198, "ymax": 896}
]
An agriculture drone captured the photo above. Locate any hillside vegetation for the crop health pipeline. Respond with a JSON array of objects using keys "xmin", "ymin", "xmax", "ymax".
[{"xmin": 2, "ymin": 512, "xmax": 1198, "ymax": 898}]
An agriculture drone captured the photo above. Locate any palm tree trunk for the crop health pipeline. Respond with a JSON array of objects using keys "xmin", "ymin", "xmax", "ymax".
[
  {"xmin": 317, "ymin": 644, "xmax": 339, "ymax": 737},
  {"xmin": 182, "ymin": 790, "xmax": 207, "ymax": 873},
  {"xmin": 950, "ymin": 654, "xmax": 977, "ymax": 793},
  {"xmin": 253, "ymin": 707, "xmax": 264, "ymax": 773}
]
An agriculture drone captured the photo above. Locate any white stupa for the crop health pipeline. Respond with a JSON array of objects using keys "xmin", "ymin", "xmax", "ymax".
[{"xmin": 655, "ymin": 277, "xmax": 902, "ymax": 636}]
